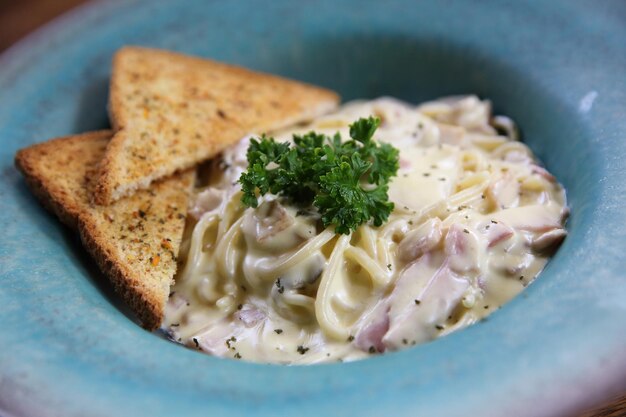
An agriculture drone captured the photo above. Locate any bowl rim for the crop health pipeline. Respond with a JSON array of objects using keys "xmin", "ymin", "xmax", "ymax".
[{"xmin": 1, "ymin": 2, "xmax": 625, "ymax": 417}]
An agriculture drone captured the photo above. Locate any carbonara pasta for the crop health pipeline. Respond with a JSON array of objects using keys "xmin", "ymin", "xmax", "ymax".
[{"xmin": 163, "ymin": 96, "xmax": 568, "ymax": 364}]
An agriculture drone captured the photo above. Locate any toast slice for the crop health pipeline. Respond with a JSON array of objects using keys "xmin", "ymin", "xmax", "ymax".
[
  {"xmin": 96, "ymin": 46, "xmax": 340, "ymax": 204},
  {"xmin": 15, "ymin": 131, "xmax": 194, "ymax": 330}
]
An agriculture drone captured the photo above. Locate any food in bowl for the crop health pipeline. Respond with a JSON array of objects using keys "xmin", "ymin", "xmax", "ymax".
[
  {"xmin": 14, "ymin": 47, "xmax": 341, "ymax": 331},
  {"xmin": 164, "ymin": 96, "xmax": 568, "ymax": 364},
  {"xmin": 12, "ymin": 45, "xmax": 568, "ymax": 365}
]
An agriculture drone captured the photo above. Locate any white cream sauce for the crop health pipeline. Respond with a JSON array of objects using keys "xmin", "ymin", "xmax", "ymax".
[{"xmin": 163, "ymin": 96, "xmax": 568, "ymax": 364}]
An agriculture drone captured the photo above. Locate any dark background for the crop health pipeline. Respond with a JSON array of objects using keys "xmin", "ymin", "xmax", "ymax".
[{"xmin": 0, "ymin": 0, "xmax": 86, "ymax": 52}]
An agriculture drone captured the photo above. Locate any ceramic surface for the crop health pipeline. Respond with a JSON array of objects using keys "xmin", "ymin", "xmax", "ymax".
[{"xmin": 0, "ymin": 1, "xmax": 625, "ymax": 416}]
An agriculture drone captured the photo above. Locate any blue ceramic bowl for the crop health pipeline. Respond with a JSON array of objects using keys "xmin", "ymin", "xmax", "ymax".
[{"xmin": 1, "ymin": 1, "xmax": 625, "ymax": 416}]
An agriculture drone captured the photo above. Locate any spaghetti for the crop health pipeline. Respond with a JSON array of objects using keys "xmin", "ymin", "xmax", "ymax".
[{"xmin": 164, "ymin": 96, "xmax": 568, "ymax": 364}]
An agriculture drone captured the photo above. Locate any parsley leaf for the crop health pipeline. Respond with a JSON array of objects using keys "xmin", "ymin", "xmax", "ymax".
[
  {"xmin": 238, "ymin": 117, "xmax": 399, "ymax": 234},
  {"xmin": 239, "ymin": 135, "xmax": 291, "ymax": 207}
]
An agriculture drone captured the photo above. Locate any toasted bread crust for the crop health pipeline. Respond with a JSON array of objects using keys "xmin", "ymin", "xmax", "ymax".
[
  {"xmin": 15, "ymin": 131, "xmax": 112, "ymax": 229},
  {"xmin": 78, "ymin": 220, "xmax": 163, "ymax": 328},
  {"xmin": 15, "ymin": 132, "xmax": 194, "ymax": 330},
  {"xmin": 96, "ymin": 46, "xmax": 340, "ymax": 204}
]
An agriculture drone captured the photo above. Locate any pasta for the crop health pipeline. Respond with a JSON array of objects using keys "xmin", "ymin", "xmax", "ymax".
[{"xmin": 163, "ymin": 96, "xmax": 568, "ymax": 364}]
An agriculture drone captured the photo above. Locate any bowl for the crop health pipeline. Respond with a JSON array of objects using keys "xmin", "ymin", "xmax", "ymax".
[{"xmin": 1, "ymin": 1, "xmax": 625, "ymax": 416}]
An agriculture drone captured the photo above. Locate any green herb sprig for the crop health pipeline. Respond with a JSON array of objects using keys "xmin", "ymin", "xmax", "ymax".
[{"xmin": 238, "ymin": 117, "xmax": 399, "ymax": 234}]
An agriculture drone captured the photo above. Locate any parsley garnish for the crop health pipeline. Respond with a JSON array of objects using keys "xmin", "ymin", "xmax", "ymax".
[{"xmin": 238, "ymin": 117, "xmax": 399, "ymax": 234}]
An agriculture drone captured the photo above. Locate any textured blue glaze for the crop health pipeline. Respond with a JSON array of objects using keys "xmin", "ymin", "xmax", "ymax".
[{"xmin": 0, "ymin": 1, "xmax": 625, "ymax": 416}]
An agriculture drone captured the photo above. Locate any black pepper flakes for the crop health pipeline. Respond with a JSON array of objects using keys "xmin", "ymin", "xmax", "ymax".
[
  {"xmin": 347, "ymin": 335, "xmax": 355, "ymax": 342},
  {"xmin": 368, "ymin": 346, "xmax": 377, "ymax": 354},
  {"xmin": 414, "ymin": 299, "xmax": 421, "ymax": 305},
  {"xmin": 274, "ymin": 329, "xmax": 283, "ymax": 334},
  {"xmin": 297, "ymin": 345, "xmax": 309, "ymax": 355},
  {"xmin": 193, "ymin": 338, "xmax": 199, "ymax": 348},
  {"xmin": 435, "ymin": 325, "xmax": 444, "ymax": 331},
  {"xmin": 276, "ymin": 278, "xmax": 285, "ymax": 294},
  {"xmin": 225, "ymin": 336, "xmax": 237, "ymax": 349}
]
